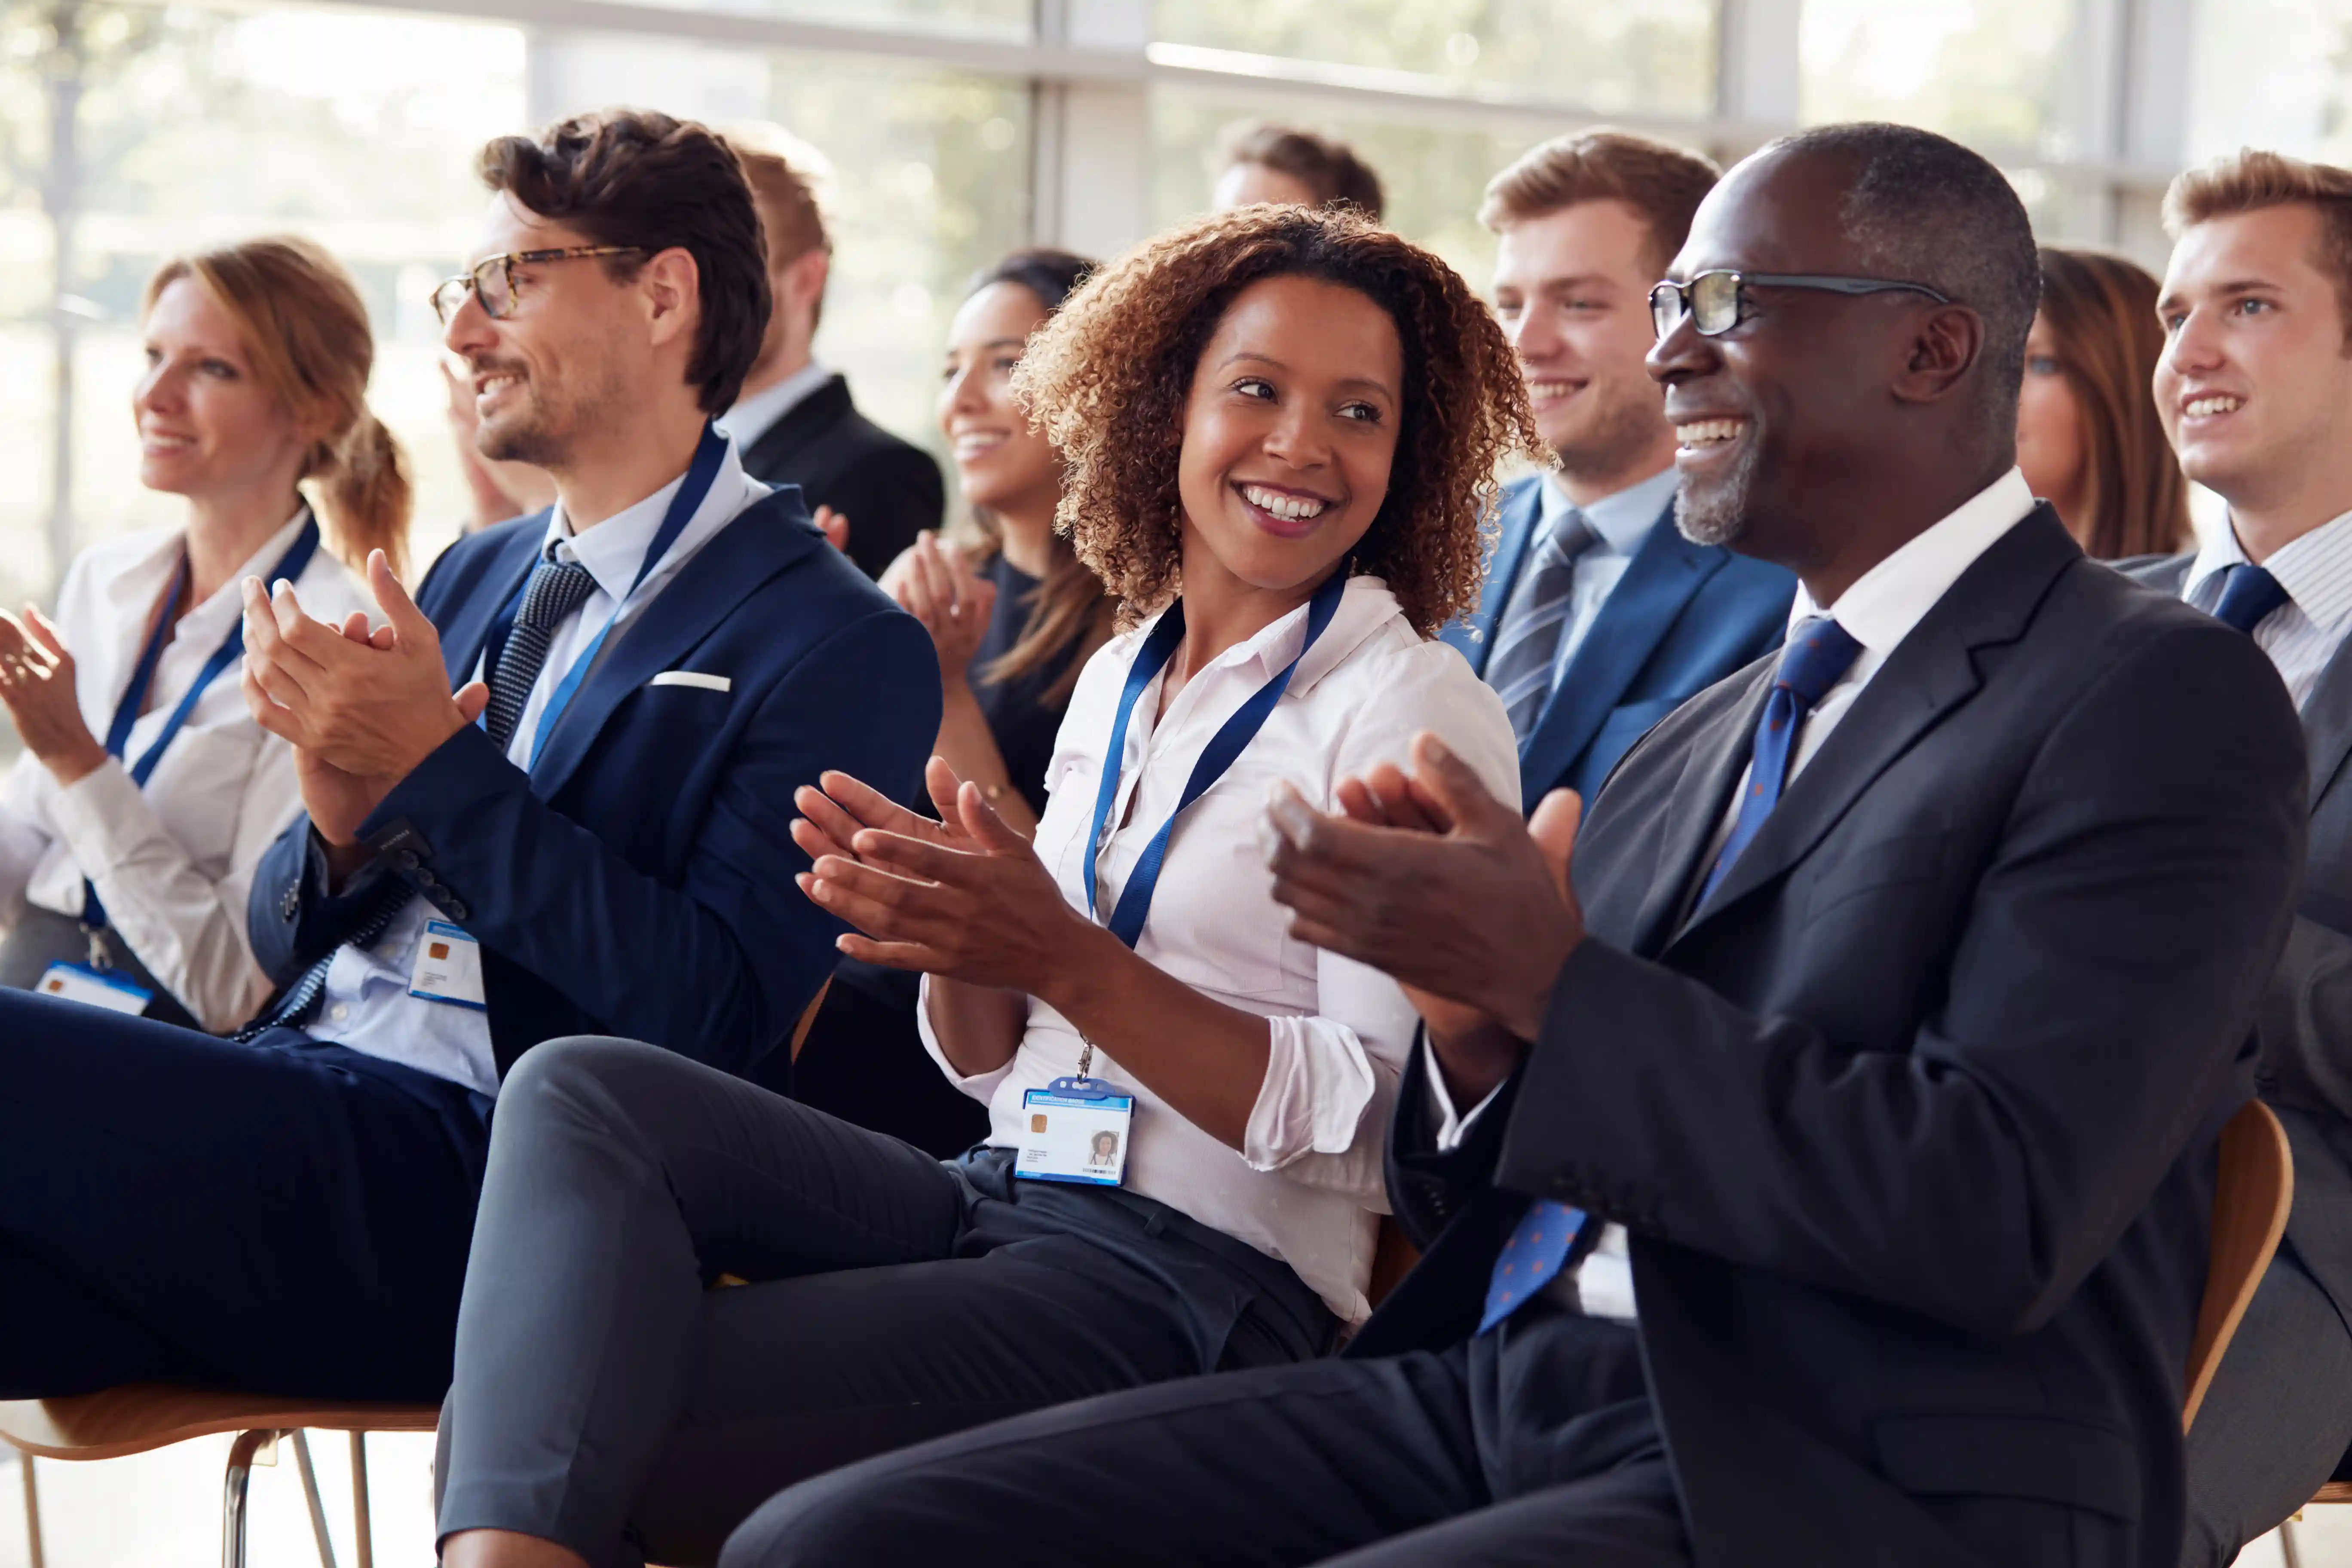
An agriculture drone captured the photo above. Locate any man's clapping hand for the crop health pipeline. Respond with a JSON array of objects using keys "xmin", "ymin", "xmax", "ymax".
[
  {"xmin": 1263, "ymin": 732, "xmax": 1584, "ymax": 1107},
  {"xmin": 241, "ymin": 549, "xmax": 488, "ymax": 849}
]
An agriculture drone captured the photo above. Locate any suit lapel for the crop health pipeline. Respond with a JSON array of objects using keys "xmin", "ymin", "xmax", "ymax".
[
  {"xmin": 528, "ymin": 493, "xmax": 823, "ymax": 798},
  {"xmin": 438, "ymin": 521, "xmax": 545, "ymax": 686},
  {"xmin": 2300, "ymin": 632, "xmax": 2352, "ymax": 808},
  {"xmin": 1516, "ymin": 512, "xmax": 1724, "ymax": 813},
  {"xmin": 1441, "ymin": 481, "xmax": 1542, "ymax": 677},
  {"xmin": 1626, "ymin": 660, "xmax": 1774, "ymax": 955},
  {"xmin": 1677, "ymin": 505, "xmax": 2079, "ymax": 939}
]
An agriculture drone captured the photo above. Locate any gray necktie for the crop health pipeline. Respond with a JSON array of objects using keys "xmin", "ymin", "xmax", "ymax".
[
  {"xmin": 484, "ymin": 555, "xmax": 600, "ymax": 754},
  {"xmin": 1487, "ymin": 510, "xmax": 1600, "ymax": 741}
]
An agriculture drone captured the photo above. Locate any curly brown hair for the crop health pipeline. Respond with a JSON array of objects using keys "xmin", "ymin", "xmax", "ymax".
[{"xmin": 1010, "ymin": 205, "xmax": 1544, "ymax": 637}]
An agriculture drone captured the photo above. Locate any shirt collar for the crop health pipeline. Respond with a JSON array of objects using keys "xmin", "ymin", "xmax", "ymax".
[
  {"xmin": 1539, "ymin": 465, "xmax": 1676, "ymax": 557},
  {"xmin": 1790, "ymin": 467, "xmax": 2037, "ymax": 655},
  {"xmin": 104, "ymin": 506, "xmax": 313, "ymax": 633},
  {"xmin": 541, "ymin": 437, "xmax": 752, "ymax": 606},
  {"xmin": 1130, "ymin": 573, "xmax": 1408, "ymax": 702},
  {"xmin": 717, "ymin": 359, "xmax": 831, "ymax": 446},
  {"xmin": 2188, "ymin": 508, "xmax": 2352, "ymax": 637}
]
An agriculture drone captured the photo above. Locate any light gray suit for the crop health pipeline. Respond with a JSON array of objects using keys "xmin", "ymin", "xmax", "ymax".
[{"xmin": 2128, "ymin": 552, "xmax": 2352, "ymax": 1565}]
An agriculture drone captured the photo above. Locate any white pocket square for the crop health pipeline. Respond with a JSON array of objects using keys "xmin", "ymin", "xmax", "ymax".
[{"xmin": 649, "ymin": 671, "xmax": 731, "ymax": 692}]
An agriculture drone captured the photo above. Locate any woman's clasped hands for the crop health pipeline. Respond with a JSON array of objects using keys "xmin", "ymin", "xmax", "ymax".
[{"xmin": 792, "ymin": 756, "xmax": 1102, "ymax": 995}]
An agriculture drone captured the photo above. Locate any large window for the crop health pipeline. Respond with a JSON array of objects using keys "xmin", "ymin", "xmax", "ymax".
[
  {"xmin": 2182, "ymin": 0, "xmax": 2352, "ymax": 165},
  {"xmin": 1800, "ymin": 0, "xmax": 2075, "ymax": 159},
  {"xmin": 1153, "ymin": 0, "xmax": 1718, "ymax": 119},
  {"xmin": 0, "ymin": 5, "xmax": 1030, "ymax": 611}
]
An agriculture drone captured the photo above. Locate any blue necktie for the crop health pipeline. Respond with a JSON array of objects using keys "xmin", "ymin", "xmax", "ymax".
[
  {"xmin": 1480, "ymin": 1197, "xmax": 1585, "ymax": 1332},
  {"xmin": 2210, "ymin": 563, "xmax": 2289, "ymax": 636},
  {"xmin": 1486, "ymin": 511, "xmax": 1600, "ymax": 741},
  {"xmin": 1697, "ymin": 616, "xmax": 1863, "ymax": 908}
]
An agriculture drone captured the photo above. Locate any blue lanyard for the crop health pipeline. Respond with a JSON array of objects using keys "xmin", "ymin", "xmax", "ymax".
[
  {"xmin": 479, "ymin": 423, "xmax": 728, "ymax": 772},
  {"xmin": 1083, "ymin": 568, "xmax": 1347, "ymax": 949},
  {"xmin": 83, "ymin": 515, "xmax": 322, "ymax": 935}
]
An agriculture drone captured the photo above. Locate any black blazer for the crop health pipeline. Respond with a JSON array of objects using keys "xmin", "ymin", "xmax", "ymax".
[
  {"xmin": 738, "ymin": 374, "xmax": 945, "ymax": 580},
  {"xmin": 1353, "ymin": 507, "xmax": 2309, "ymax": 1568}
]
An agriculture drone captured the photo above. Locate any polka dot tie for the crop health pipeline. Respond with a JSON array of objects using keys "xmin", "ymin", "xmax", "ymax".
[
  {"xmin": 1480, "ymin": 1198, "xmax": 1586, "ymax": 1333},
  {"xmin": 1697, "ymin": 616, "xmax": 1863, "ymax": 908}
]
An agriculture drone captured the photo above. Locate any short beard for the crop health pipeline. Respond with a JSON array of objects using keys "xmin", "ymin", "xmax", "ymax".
[
  {"xmin": 478, "ymin": 416, "xmax": 561, "ymax": 469},
  {"xmin": 1673, "ymin": 436, "xmax": 1758, "ymax": 548}
]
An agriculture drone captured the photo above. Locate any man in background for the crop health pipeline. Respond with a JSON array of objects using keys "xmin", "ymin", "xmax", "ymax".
[
  {"xmin": 1212, "ymin": 122, "xmax": 1385, "ymax": 220},
  {"xmin": 723, "ymin": 126, "xmax": 945, "ymax": 580},
  {"xmin": 2126, "ymin": 149, "xmax": 2352, "ymax": 1566},
  {"xmin": 1449, "ymin": 130, "xmax": 1791, "ymax": 814}
]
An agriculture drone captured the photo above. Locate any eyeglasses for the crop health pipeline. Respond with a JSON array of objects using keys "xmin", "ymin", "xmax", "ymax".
[
  {"xmin": 1648, "ymin": 270, "xmax": 1953, "ymax": 341},
  {"xmin": 430, "ymin": 245, "xmax": 647, "ymax": 325}
]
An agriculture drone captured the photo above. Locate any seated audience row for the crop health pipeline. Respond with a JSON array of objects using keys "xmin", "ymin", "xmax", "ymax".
[{"xmin": 0, "ymin": 98, "xmax": 2343, "ymax": 1568}]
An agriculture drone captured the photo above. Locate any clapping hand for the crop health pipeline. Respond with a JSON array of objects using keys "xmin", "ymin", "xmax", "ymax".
[
  {"xmin": 0, "ymin": 606, "xmax": 104, "ymax": 783},
  {"xmin": 884, "ymin": 532, "xmax": 997, "ymax": 690},
  {"xmin": 241, "ymin": 550, "xmax": 488, "ymax": 846},
  {"xmin": 793, "ymin": 756, "xmax": 1095, "ymax": 993},
  {"xmin": 1263, "ymin": 732, "xmax": 1585, "ymax": 1106}
]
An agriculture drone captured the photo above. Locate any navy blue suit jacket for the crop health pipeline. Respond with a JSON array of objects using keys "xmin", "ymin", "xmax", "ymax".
[
  {"xmin": 246, "ymin": 487, "xmax": 941, "ymax": 1082},
  {"xmin": 1442, "ymin": 476, "xmax": 1793, "ymax": 812}
]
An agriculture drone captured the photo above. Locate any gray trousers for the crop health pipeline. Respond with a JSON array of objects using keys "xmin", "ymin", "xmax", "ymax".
[
  {"xmin": 434, "ymin": 1036, "xmax": 1335, "ymax": 1568},
  {"xmin": 2181, "ymin": 1237, "xmax": 2352, "ymax": 1566}
]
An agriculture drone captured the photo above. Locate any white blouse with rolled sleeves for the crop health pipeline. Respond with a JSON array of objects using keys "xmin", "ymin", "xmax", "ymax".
[
  {"xmin": 920, "ymin": 573, "xmax": 1520, "ymax": 1325},
  {"xmin": 0, "ymin": 513, "xmax": 370, "ymax": 1032}
]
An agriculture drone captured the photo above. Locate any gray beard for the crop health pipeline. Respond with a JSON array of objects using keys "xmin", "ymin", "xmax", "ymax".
[{"xmin": 1673, "ymin": 436, "xmax": 1757, "ymax": 547}]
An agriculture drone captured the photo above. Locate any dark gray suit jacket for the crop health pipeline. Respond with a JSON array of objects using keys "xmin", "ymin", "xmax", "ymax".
[
  {"xmin": 2127, "ymin": 551, "xmax": 2352, "ymax": 1341},
  {"xmin": 1357, "ymin": 509, "xmax": 2310, "ymax": 1568}
]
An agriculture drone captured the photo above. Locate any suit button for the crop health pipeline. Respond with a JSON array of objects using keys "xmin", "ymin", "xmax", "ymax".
[
  {"xmin": 444, "ymin": 900, "xmax": 470, "ymax": 921},
  {"xmin": 280, "ymin": 887, "xmax": 299, "ymax": 919},
  {"xmin": 396, "ymin": 850, "xmax": 422, "ymax": 871},
  {"xmin": 416, "ymin": 870, "xmax": 439, "ymax": 888}
]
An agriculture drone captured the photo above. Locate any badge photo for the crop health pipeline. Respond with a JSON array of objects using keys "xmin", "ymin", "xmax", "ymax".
[{"xmin": 1015, "ymin": 1086, "xmax": 1134, "ymax": 1187}]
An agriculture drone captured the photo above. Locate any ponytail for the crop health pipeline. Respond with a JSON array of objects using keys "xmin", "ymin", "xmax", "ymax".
[{"xmin": 309, "ymin": 413, "xmax": 411, "ymax": 577}]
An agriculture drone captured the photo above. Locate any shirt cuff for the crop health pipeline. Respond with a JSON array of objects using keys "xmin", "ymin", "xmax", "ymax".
[
  {"xmin": 1424, "ymin": 1035, "xmax": 1508, "ymax": 1152},
  {"xmin": 915, "ymin": 974, "xmax": 1019, "ymax": 1104},
  {"xmin": 1241, "ymin": 1013, "xmax": 1380, "ymax": 1172}
]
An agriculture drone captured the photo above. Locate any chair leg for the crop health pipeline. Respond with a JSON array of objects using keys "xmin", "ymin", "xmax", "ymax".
[
  {"xmin": 222, "ymin": 1429, "xmax": 274, "ymax": 1568},
  {"xmin": 19, "ymin": 1454, "xmax": 43, "ymax": 1568},
  {"xmin": 349, "ymin": 1431, "xmax": 374, "ymax": 1568},
  {"xmin": 2282, "ymin": 1518, "xmax": 2309, "ymax": 1568},
  {"xmin": 293, "ymin": 1430, "xmax": 339, "ymax": 1568}
]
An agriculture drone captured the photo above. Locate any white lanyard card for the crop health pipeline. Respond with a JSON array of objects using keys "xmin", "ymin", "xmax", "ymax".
[{"xmin": 1016, "ymin": 1075, "xmax": 1134, "ymax": 1187}]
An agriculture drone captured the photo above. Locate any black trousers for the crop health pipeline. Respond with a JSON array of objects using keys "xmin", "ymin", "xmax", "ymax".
[
  {"xmin": 435, "ymin": 1036, "xmax": 1335, "ymax": 1568},
  {"xmin": 0, "ymin": 987, "xmax": 491, "ymax": 1400},
  {"xmin": 723, "ymin": 1306, "xmax": 1688, "ymax": 1568}
]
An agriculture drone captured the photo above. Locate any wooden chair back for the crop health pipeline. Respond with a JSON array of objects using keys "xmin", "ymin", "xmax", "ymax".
[{"xmin": 2184, "ymin": 1099, "xmax": 2293, "ymax": 1432}]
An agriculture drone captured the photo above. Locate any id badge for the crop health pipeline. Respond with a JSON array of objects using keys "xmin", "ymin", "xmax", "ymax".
[
  {"xmin": 1015, "ymin": 1076, "xmax": 1134, "ymax": 1187},
  {"xmin": 407, "ymin": 920, "xmax": 486, "ymax": 1010},
  {"xmin": 36, "ymin": 962, "xmax": 152, "ymax": 1015}
]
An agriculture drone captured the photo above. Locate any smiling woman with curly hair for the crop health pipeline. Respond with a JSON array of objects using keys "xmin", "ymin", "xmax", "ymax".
[
  {"xmin": 1018, "ymin": 204, "xmax": 1542, "ymax": 634},
  {"xmin": 422, "ymin": 204, "xmax": 1544, "ymax": 1568}
]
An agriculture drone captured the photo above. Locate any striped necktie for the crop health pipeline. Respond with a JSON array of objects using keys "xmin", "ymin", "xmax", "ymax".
[
  {"xmin": 1487, "ymin": 510, "xmax": 1600, "ymax": 741},
  {"xmin": 233, "ymin": 875, "xmax": 413, "ymax": 1041},
  {"xmin": 484, "ymin": 556, "xmax": 601, "ymax": 754}
]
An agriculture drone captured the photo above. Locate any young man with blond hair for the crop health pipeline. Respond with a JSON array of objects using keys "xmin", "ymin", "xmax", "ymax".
[
  {"xmin": 1444, "ymin": 130, "xmax": 1792, "ymax": 815},
  {"xmin": 722, "ymin": 125, "xmax": 943, "ymax": 579},
  {"xmin": 2125, "ymin": 148, "xmax": 2352, "ymax": 1564}
]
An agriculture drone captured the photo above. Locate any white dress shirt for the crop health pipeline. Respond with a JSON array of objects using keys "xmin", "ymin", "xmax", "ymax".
[
  {"xmin": 1430, "ymin": 466, "xmax": 2040, "ymax": 1323},
  {"xmin": 716, "ymin": 359, "xmax": 832, "ymax": 450},
  {"xmin": 2182, "ymin": 508, "xmax": 2352, "ymax": 709},
  {"xmin": 306, "ymin": 440, "xmax": 770, "ymax": 1097},
  {"xmin": 0, "ymin": 511, "xmax": 369, "ymax": 1031},
  {"xmin": 1493, "ymin": 466, "xmax": 1677, "ymax": 696},
  {"xmin": 919, "ymin": 575, "xmax": 1521, "ymax": 1325}
]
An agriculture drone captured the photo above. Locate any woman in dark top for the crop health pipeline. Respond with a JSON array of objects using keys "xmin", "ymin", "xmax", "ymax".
[{"xmin": 789, "ymin": 249, "xmax": 1112, "ymax": 1155}]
